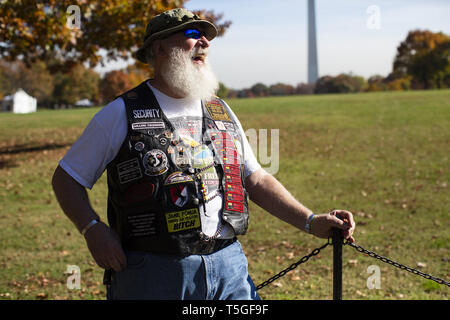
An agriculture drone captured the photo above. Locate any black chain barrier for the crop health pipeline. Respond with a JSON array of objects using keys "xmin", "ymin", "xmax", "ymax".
[
  {"xmin": 344, "ymin": 240, "xmax": 450, "ymax": 287},
  {"xmin": 256, "ymin": 240, "xmax": 331, "ymax": 291},
  {"xmin": 256, "ymin": 236, "xmax": 450, "ymax": 292}
]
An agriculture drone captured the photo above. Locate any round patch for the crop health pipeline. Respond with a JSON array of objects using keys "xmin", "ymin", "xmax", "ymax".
[
  {"xmin": 142, "ymin": 149, "xmax": 169, "ymax": 176},
  {"xmin": 134, "ymin": 141, "xmax": 145, "ymax": 152}
]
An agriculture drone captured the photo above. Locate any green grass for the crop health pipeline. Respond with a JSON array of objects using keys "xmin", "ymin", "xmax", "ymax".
[{"xmin": 0, "ymin": 90, "xmax": 449, "ymax": 300}]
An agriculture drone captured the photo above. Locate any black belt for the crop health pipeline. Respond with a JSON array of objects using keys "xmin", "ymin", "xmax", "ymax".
[
  {"xmin": 122, "ymin": 235, "xmax": 237, "ymax": 257},
  {"xmin": 190, "ymin": 237, "xmax": 237, "ymax": 255}
]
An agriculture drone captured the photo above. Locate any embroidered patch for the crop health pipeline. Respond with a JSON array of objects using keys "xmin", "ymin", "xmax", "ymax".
[
  {"xmin": 225, "ymin": 173, "xmax": 241, "ymax": 184},
  {"xmin": 134, "ymin": 141, "xmax": 145, "ymax": 151},
  {"xmin": 165, "ymin": 208, "xmax": 200, "ymax": 233},
  {"xmin": 205, "ymin": 100, "xmax": 232, "ymax": 122},
  {"xmin": 124, "ymin": 182, "xmax": 155, "ymax": 204},
  {"xmin": 226, "ymin": 192, "xmax": 244, "ymax": 203},
  {"xmin": 224, "ymin": 122, "xmax": 235, "ymax": 131},
  {"xmin": 128, "ymin": 213, "xmax": 157, "ymax": 237},
  {"xmin": 226, "ymin": 201, "xmax": 244, "ymax": 213},
  {"xmin": 221, "ymin": 147, "xmax": 240, "ymax": 159},
  {"xmin": 215, "ymin": 120, "xmax": 226, "ymax": 131},
  {"xmin": 142, "ymin": 149, "xmax": 168, "ymax": 176},
  {"xmin": 226, "ymin": 183, "xmax": 243, "ymax": 194},
  {"xmin": 117, "ymin": 158, "xmax": 142, "ymax": 184},
  {"xmin": 131, "ymin": 121, "xmax": 165, "ymax": 131},
  {"xmin": 224, "ymin": 164, "xmax": 241, "ymax": 176},
  {"xmin": 132, "ymin": 108, "xmax": 160, "ymax": 119},
  {"xmin": 164, "ymin": 171, "xmax": 194, "ymax": 185},
  {"xmin": 169, "ymin": 184, "xmax": 189, "ymax": 207},
  {"xmin": 127, "ymin": 91, "xmax": 138, "ymax": 99}
]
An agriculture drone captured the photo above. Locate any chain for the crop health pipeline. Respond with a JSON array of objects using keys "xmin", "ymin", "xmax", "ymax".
[
  {"xmin": 344, "ymin": 240, "xmax": 450, "ymax": 287},
  {"xmin": 255, "ymin": 240, "xmax": 331, "ymax": 291}
]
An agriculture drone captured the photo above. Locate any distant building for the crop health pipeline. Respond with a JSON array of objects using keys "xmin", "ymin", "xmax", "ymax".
[
  {"xmin": 1, "ymin": 89, "xmax": 37, "ymax": 114},
  {"xmin": 75, "ymin": 99, "xmax": 93, "ymax": 107}
]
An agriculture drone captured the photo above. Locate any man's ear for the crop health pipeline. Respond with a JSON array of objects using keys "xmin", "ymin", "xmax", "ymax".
[{"xmin": 153, "ymin": 39, "xmax": 168, "ymax": 59}]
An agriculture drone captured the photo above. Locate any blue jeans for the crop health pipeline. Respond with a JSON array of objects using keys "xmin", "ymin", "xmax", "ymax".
[{"xmin": 107, "ymin": 240, "xmax": 260, "ymax": 300}]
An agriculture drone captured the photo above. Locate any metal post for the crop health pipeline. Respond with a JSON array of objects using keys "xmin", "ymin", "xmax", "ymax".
[{"xmin": 332, "ymin": 228, "xmax": 343, "ymax": 300}]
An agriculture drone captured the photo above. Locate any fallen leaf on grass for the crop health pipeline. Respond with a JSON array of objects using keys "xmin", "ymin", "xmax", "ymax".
[
  {"xmin": 36, "ymin": 292, "xmax": 48, "ymax": 299},
  {"xmin": 417, "ymin": 262, "xmax": 426, "ymax": 268},
  {"xmin": 290, "ymin": 275, "xmax": 301, "ymax": 281},
  {"xmin": 285, "ymin": 252, "xmax": 295, "ymax": 259},
  {"xmin": 273, "ymin": 282, "xmax": 283, "ymax": 288},
  {"xmin": 347, "ymin": 259, "xmax": 358, "ymax": 266}
]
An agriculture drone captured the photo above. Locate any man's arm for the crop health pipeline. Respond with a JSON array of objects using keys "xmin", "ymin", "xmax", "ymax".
[
  {"xmin": 245, "ymin": 168, "xmax": 355, "ymax": 242},
  {"xmin": 52, "ymin": 165, "xmax": 127, "ymax": 271}
]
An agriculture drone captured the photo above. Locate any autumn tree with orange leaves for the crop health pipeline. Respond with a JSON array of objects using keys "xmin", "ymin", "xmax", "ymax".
[
  {"xmin": 391, "ymin": 30, "xmax": 450, "ymax": 89},
  {"xmin": 0, "ymin": 1, "xmax": 231, "ymax": 74}
]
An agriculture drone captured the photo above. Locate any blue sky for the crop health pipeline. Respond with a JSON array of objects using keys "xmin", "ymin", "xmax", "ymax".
[{"xmin": 95, "ymin": 0, "xmax": 450, "ymax": 89}]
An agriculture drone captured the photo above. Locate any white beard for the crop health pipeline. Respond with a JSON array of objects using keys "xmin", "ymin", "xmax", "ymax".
[{"xmin": 161, "ymin": 47, "xmax": 219, "ymax": 101}]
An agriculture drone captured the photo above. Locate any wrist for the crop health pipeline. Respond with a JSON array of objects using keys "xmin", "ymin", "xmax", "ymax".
[
  {"xmin": 81, "ymin": 218, "xmax": 100, "ymax": 236},
  {"xmin": 304, "ymin": 213, "xmax": 316, "ymax": 234}
]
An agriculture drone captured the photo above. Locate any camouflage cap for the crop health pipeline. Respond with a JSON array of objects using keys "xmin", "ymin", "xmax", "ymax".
[{"xmin": 135, "ymin": 8, "xmax": 218, "ymax": 64}]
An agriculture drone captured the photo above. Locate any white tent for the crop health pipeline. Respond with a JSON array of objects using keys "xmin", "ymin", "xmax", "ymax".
[
  {"xmin": 75, "ymin": 99, "xmax": 93, "ymax": 107},
  {"xmin": 1, "ymin": 89, "xmax": 37, "ymax": 114}
]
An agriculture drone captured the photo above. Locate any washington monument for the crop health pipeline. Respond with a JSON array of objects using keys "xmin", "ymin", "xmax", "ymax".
[{"xmin": 308, "ymin": 0, "xmax": 319, "ymax": 83}]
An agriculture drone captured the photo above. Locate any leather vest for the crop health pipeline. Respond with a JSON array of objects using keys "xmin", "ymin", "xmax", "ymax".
[{"xmin": 106, "ymin": 80, "xmax": 249, "ymax": 256}]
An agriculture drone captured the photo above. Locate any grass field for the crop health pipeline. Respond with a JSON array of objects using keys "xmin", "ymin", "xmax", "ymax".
[{"xmin": 0, "ymin": 90, "xmax": 449, "ymax": 300}]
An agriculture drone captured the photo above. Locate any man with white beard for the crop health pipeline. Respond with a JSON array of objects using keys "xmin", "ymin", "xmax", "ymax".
[{"xmin": 52, "ymin": 8, "xmax": 355, "ymax": 300}]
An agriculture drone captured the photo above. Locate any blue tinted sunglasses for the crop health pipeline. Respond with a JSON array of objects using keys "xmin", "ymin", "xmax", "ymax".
[{"xmin": 184, "ymin": 29, "xmax": 204, "ymax": 39}]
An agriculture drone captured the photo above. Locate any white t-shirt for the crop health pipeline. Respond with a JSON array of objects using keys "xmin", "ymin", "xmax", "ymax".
[{"xmin": 59, "ymin": 82, "xmax": 261, "ymax": 238}]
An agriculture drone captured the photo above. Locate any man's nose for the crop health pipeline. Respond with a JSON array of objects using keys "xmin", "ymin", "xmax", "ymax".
[{"xmin": 197, "ymin": 36, "xmax": 210, "ymax": 48}]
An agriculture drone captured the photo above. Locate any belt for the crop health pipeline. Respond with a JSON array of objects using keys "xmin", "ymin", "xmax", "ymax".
[
  {"xmin": 122, "ymin": 235, "xmax": 237, "ymax": 257},
  {"xmin": 190, "ymin": 237, "xmax": 237, "ymax": 255}
]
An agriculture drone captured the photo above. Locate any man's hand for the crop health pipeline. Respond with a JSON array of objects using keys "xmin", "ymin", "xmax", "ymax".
[
  {"xmin": 310, "ymin": 210, "xmax": 355, "ymax": 243},
  {"xmin": 84, "ymin": 221, "xmax": 127, "ymax": 272}
]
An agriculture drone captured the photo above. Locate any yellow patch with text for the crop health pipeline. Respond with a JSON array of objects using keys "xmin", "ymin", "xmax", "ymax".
[
  {"xmin": 165, "ymin": 208, "xmax": 201, "ymax": 233},
  {"xmin": 205, "ymin": 101, "xmax": 232, "ymax": 122}
]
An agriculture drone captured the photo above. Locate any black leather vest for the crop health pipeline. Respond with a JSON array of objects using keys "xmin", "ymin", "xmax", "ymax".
[{"xmin": 106, "ymin": 80, "xmax": 249, "ymax": 256}]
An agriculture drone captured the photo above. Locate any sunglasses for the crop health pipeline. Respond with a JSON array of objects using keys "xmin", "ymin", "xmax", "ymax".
[{"xmin": 184, "ymin": 29, "xmax": 204, "ymax": 39}]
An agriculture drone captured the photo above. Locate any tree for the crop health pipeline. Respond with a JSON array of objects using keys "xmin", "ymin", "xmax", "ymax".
[
  {"xmin": 250, "ymin": 83, "xmax": 269, "ymax": 97},
  {"xmin": 366, "ymin": 75, "xmax": 385, "ymax": 92},
  {"xmin": 216, "ymin": 82, "xmax": 229, "ymax": 99},
  {"xmin": 392, "ymin": 29, "xmax": 450, "ymax": 89},
  {"xmin": 52, "ymin": 63, "xmax": 100, "ymax": 107},
  {"xmin": 0, "ymin": 1, "xmax": 231, "ymax": 74},
  {"xmin": 295, "ymin": 82, "xmax": 315, "ymax": 95},
  {"xmin": 315, "ymin": 74, "xmax": 367, "ymax": 94},
  {"xmin": 21, "ymin": 60, "xmax": 55, "ymax": 103},
  {"xmin": 126, "ymin": 63, "xmax": 152, "ymax": 88},
  {"xmin": 0, "ymin": 59, "xmax": 54, "ymax": 103},
  {"xmin": 99, "ymin": 70, "xmax": 132, "ymax": 104},
  {"xmin": 269, "ymin": 83, "xmax": 294, "ymax": 96}
]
